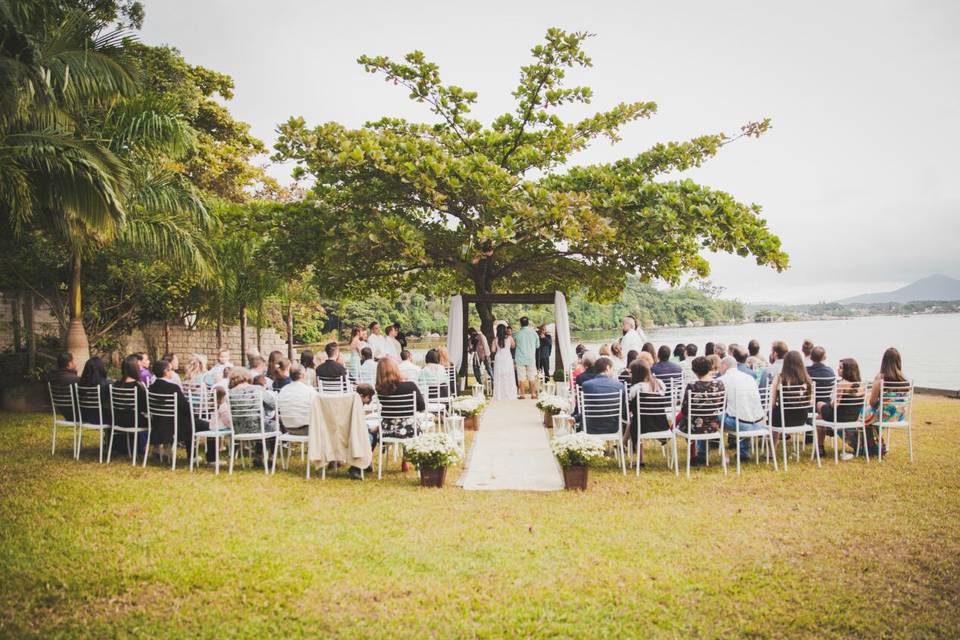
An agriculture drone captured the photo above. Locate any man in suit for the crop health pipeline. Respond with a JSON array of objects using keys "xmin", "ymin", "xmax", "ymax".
[
  {"xmin": 316, "ymin": 342, "xmax": 348, "ymax": 381},
  {"xmin": 49, "ymin": 352, "xmax": 80, "ymax": 387},
  {"xmin": 149, "ymin": 359, "xmax": 216, "ymax": 463}
]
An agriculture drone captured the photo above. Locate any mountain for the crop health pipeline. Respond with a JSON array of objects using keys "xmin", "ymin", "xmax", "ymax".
[{"xmin": 838, "ymin": 274, "xmax": 960, "ymax": 304}]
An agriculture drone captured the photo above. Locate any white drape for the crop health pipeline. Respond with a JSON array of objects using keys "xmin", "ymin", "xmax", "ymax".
[
  {"xmin": 553, "ymin": 291, "xmax": 574, "ymax": 377},
  {"xmin": 446, "ymin": 295, "xmax": 464, "ymax": 373}
]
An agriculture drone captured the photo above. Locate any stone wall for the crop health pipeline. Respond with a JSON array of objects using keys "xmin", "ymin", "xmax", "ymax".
[{"xmin": 0, "ymin": 291, "xmax": 62, "ymax": 350}]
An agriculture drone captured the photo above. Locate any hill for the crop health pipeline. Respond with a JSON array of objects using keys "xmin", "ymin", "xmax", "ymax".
[{"xmin": 838, "ymin": 274, "xmax": 960, "ymax": 304}]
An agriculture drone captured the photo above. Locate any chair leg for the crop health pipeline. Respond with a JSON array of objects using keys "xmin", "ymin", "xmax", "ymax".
[
  {"xmin": 262, "ymin": 438, "xmax": 269, "ymax": 474},
  {"xmin": 107, "ymin": 429, "xmax": 115, "ymax": 464},
  {"xmin": 877, "ymin": 426, "xmax": 884, "ymax": 463},
  {"xmin": 720, "ymin": 437, "xmax": 728, "ymax": 476},
  {"xmin": 377, "ymin": 441, "xmax": 384, "ymax": 480},
  {"xmin": 782, "ymin": 432, "xmax": 788, "ymax": 471},
  {"xmin": 215, "ymin": 437, "xmax": 221, "ymax": 476},
  {"xmin": 736, "ymin": 436, "xmax": 741, "ymax": 476},
  {"xmin": 672, "ymin": 437, "xmax": 679, "ymax": 477},
  {"xmin": 618, "ymin": 440, "xmax": 626, "ymax": 475},
  {"xmin": 686, "ymin": 440, "xmax": 691, "ymax": 479},
  {"xmin": 272, "ymin": 437, "xmax": 280, "ymax": 475},
  {"xmin": 98, "ymin": 430, "xmax": 104, "ymax": 464},
  {"xmin": 190, "ymin": 436, "xmax": 197, "ymax": 472},
  {"xmin": 769, "ymin": 432, "xmax": 779, "ymax": 471},
  {"xmin": 52, "ymin": 422, "xmax": 57, "ymax": 455},
  {"xmin": 228, "ymin": 441, "xmax": 235, "ymax": 475},
  {"xmin": 813, "ymin": 431, "xmax": 821, "ymax": 467}
]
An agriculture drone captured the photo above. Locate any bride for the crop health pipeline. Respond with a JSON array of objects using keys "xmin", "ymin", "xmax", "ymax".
[{"xmin": 490, "ymin": 324, "xmax": 517, "ymax": 401}]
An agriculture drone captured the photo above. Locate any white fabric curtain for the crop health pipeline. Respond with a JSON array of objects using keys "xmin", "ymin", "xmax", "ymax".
[
  {"xmin": 553, "ymin": 291, "xmax": 574, "ymax": 377},
  {"xmin": 446, "ymin": 295, "xmax": 464, "ymax": 372}
]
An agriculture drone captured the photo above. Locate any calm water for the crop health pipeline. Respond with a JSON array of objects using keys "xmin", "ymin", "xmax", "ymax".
[{"xmin": 577, "ymin": 313, "xmax": 960, "ymax": 390}]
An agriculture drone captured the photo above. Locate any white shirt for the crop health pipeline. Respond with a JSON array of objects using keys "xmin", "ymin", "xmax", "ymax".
[
  {"xmin": 277, "ymin": 380, "xmax": 318, "ymax": 430},
  {"xmin": 367, "ymin": 333, "xmax": 388, "ymax": 359},
  {"xmin": 385, "ymin": 335, "xmax": 403, "ymax": 358},
  {"xmin": 359, "ymin": 359, "xmax": 378, "ymax": 383},
  {"xmin": 618, "ymin": 328, "xmax": 646, "ymax": 357},
  {"xmin": 720, "ymin": 368, "xmax": 765, "ymax": 423},
  {"xmin": 398, "ymin": 360, "xmax": 421, "ymax": 383}
]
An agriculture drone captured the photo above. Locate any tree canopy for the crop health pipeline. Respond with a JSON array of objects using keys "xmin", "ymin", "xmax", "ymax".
[{"xmin": 273, "ymin": 28, "xmax": 788, "ymax": 336}]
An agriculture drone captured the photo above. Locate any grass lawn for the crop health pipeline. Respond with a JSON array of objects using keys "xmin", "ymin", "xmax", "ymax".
[{"xmin": 1, "ymin": 396, "xmax": 958, "ymax": 638}]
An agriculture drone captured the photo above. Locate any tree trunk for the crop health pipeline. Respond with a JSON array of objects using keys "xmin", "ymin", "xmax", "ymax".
[
  {"xmin": 286, "ymin": 299, "xmax": 294, "ymax": 360},
  {"xmin": 216, "ymin": 303, "xmax": 223, "ymax": 350},
  {"xmin": 239, "ymin": 303, "xmax": 247, "ymax": 362},
  {"xmin": 26, "ymin": 292, "xmax": 36, "ymax": 372},
  {"xmin": 475, "ymin": 301, "xmax": 496, "ymax": 344},
  {"xmin": 11, "ymin": 291, "xmax": 22, "ymax": 352},
  {"xmin": 163, "ymin": 319, "xmax": 170, "ymax": 355},
  {"xmin": 256, "ymin": 301, "xmax": 263, "ymax": 354},
  {"xmin": 65, "ymin": 251, "xmax": 90, "ymax": 370}
]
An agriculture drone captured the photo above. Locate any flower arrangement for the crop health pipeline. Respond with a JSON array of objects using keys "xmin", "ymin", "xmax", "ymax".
[
  {"xmin": 451, "ymin": 395, "xmax": 486, "ymax": 417},
  {"xmin": 403, "ymin": 432, "xmax": 463, "ymax": 469},
  {"xmin": 536, "ymin": 394, "xmax": 571, "ymax": 415},
  {"xmin": 551, "ymin": 433, "xmax": 606, "ymax": 468}
]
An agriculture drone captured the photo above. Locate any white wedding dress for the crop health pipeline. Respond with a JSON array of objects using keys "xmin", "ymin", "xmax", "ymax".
[{"xmin": 491, "ymin": 337, "xmax": 518, "ymax": 402}]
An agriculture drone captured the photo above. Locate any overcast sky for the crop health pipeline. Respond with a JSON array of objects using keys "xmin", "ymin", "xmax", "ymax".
[{"xmin": 139, "ymin": 0, "xmax": 960, "ymax": 303}]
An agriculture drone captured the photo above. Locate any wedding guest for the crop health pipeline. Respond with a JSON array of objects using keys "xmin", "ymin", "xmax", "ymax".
[
  {"xmin": 277, "ymin": 364, "xmax": 317, "ymax": 434},
  {"xmin": 317, "ymin": 342, "xmax": 348, "ymax": 381},
  {"xmin": 618, "ymin": 315, "xmax": 646, "ymax": 356},
  {"xmin": 398, "ymin": 349, "xmax": 421, "ymax": 383},
  {"xmin": 376, "ymin": 357, "xmax": 426, "ymax": 477},
  {"xmin": 266, "ymin": 350, "xmax": 284, "ymax": 384},
  {"xmin": 135, "ymin": 353, "xmax": 155, "ymax": 385},
  {"xmin": 227, "ymin": 367, "xmax": 276, "ymax": 467},
  {"xmin": 652, "ymin": 345, "xmax": 682, "ymax": 379},
  {"xmin": 730, "ymin": 344, "xmax": 754, "ymax": 377},
  {"xmin": 358, "ymin": 347, "xmax": 377, "ymax": 382},
  {"xmin": 272, "ymin": 357, "xmax": 292, "ymax": 391},
  {"xmin": 300, "ymin": 350, "xmax": 317, "ymax": 388},
  {"xmin": 627, "ymin": 359, "xmax": 668, "ymax": 467},
  {"xmin": 248, "ymin": 355, "xmax": 267, "ymax": 381},
  {"xmin": 49, "ymin": 352, "xmax": 80, "ymax": 388},
  {"xmin": 718, "ymin": 356, "xmax": 765, "ymax": 462},
  {"xmin": 78, "ymin": 356, "xmax": 112, "ymax": 435},
  {"xmin": 113, "ymin": 355, "xmax": 148, "ymax": 457},
  {"xmin": 864, "ymin": 347, "xmax": 909, "ymax": 452},
  {"xmin": 609, "ymin": 342, "xmax": 625, "ymax": 371},
  {"xmin": 162, "ymin": 352, "xmax": 182, "ymax": 385},
  {"xmin": 385, "ymin": 324, "xmax": 403, "ymax": 358},
  {"xmin": 598, "ymin": 344, "xmax": 612, "ymax": 358},
  {"xmin": 677, "ymin": 356, "xmax": 724, "ymax": 466},
  {"xmin": 637, "ymin": 351, "xmax": 655, "ymax": 369},
  {"xmin": 672, "ymin": 343, "xmax": 686, "ymax": 363},
  {"xmin": 806, "ymin": 346, "xmax": 836, "ymax": 402},
  {"xmin": 580, "ymin": 357, "xmax": 629, "ymax": 434},
  {"xmin": 801, "ymin": 339, "xmax": 815, "ymax": 366},
  {"xmin": 574, "ymin": 351, "xmax": 599, "ymax": 388},
  {"xmin": 367, "ymin": 321, "xmax": 388, "ymax": 359},
  {"xmin": 641, "ymin": 342, "xmax": 656, "ymax": 361},
  {"xmin": 537, "ymin": 325, "xmax": 552, "ymax": 377},
  {"xmin": 438, "ymin": 346, "xmax": 451, "ymax": 367},
  {"xmin": 816, "ymin": 357, "xmax": 864, "ymax": 456},
  {"xmin": 626, "ymin": 350, "xmax": 639, "ymax": 367},
  {"xmin": 206, "ymin": 349, "xmax": 232, "ymax": 386},
  {"xmin": 706, "ymin": 354, "xmax": 721, "ymax": 376},
  {"xmin": 348, "ymin": 326, "xmax": 367, "ymax": 376},
  {"xmin": 769, "ymin": 351, "xmax": 814, "ymax": 428},
  {"xmin": 419, "ymin": 349, "xmax": 449, "ymax": 397},
  {"xmin": 392, "ymin": 322, "xmax": 408, "ymax": 349},
  {"xmin": 714, "ymin": 343, "xmax": 727, "ymax": 359},
  {"xmin": 746, "ymin": 340, "xmax": 763, "ymax": 368},
  {"xmin": 149, "ymin": 359, "xmax": 216, "ymax": 463},
  {"xmin": 761, "ymin": 340, "xmax": 789, "ymax": 388},
  {"xmin": 184, "ymin": 353, "xmax": 208, "ymax": 385}
]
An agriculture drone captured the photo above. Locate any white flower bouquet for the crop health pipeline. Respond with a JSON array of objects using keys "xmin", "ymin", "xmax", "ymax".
[
  {"xmin": 403, "ymin": 432, "xmax": 463, "ymax": 468},
  {"xmin": 536, "ymin": 394, "xmax": 571, "ymax": 415},
  {"xmin": 451, "ymin": 395, "xmax": 486, "ymax": 417},
  {"xmin": 551, "ymin": 433, "xmax": 606, "ymax": 468}
]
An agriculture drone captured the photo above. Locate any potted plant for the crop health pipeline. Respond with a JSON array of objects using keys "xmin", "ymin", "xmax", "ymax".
[
  {"xmin": 451, "ymin": 395, "xmax": 485, "ymax": 431},
  {"xmin": 551, "ymin": 433, "xmax": 606, "ymax": 490},
  {"xmin": 536, "ymin": 394, "xmax": 572, "ymax": 428},
  {"xmin": 403, "ymin": 433, "xmax": 463, "ymax": 487}
]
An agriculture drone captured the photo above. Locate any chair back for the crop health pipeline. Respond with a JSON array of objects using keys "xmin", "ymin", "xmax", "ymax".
[
  {"xmin": 810, "ymin": 376, "xmax": 837, "ymax": 404},
  {"xmin": 76, "ymin": 385, "xmax": 105, "ymax": 426},
  {"xmin": 109, "ymin": 385, "xmax": 141, "ymax": 429},
  {"xmin": 357, "ymin": 369, "xmax": 376, "ymax": 386},
  {"xmin": 227, "ymin": 388, "xmax": 266, "ymax": 435},
  {"xmin": 147, "ymin": 391, "xmax": 182, "ymax": 443},
  {"xmin": 318, "ymin": 376, "xmax": 350, "ymax": 395},
  {"xmin": 425, "ymin": 382, "xmax": 450, "ymax": 403},
  {"xmin": 278, "ymin": 389, "xmax": 314, "ymax": 431},
  {"xmin": 634, "ymin": 390, "xmax": 673, "ymax": 432},
  {"xmin": 378, "ymin": 391, "xmax": 418, "ymax": 422},
  {"xmin": 686, "ymin": 388, "xmax": 726, "ymax": 425},
  {"xmin": 777, "ymin": 383, "xmax": 814, "ymax": 428},
  {"xmin": 446, "ymin": 364, "xmax": 457, "ymax": 396},
  {"xmin": 48, "ymin": 383, "xmax": 77, "ymax": 422},
  {"xmin": 879, "ymin": 379, "xmax": 913, "ymax": 426},
  {"xmin": 830, "ymin": 382, "xmax": 868, "ymax": 424},
  {"xmin": 579, "ymin": 386, "xmax": 625, "ymax": 436}
]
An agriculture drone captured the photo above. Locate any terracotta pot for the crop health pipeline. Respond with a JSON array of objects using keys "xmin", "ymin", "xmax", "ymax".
[
  {"xmin": 463, "ymin": 415, "xmax": 480, "ymax": 431},
  {"xmin": 419, "ymin": 465, "xmax": 447, "ymax": 488},
  {"xmin": 543, "ymin": 411, "xmax": 553, "ymax": 428},
  {"xmin": 562, "ymin": 465, "xmax": 588, "ymax": 491}
]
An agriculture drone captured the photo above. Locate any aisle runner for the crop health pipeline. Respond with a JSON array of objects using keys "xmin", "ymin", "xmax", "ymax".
[{"xmin": 459, "ymin": 399, "xmax": 564, "ymax": 491}]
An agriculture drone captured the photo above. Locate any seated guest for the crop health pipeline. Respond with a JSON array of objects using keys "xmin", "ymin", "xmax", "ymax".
[
  {"xmin": 706, "ymin": 354, "xmax": 721, "ymax": 377},
  {"xmin": 355, "ymin": 383, "xmax": 375, "ymax": 405},
  {"xmin": 580, "ymin": 357, "xmax": 629, "ymax": 434},
  {"xmin": 437, "ymin": 346, "xmax": 451, "ymax": 368},
  {"xmin": 730, "ymin": 344, "xmax": 754, "ymax": 377},
  {"xmin": 419, "ymin": 349, "xmax": 449, "ymax": 397},
  {"xmin": 636, "ymin": 351, "xmax": 655, "ymax": 369},
  {"xmin": 617, "ymin": 349, "xmax": 637, "ymax": 383},
  {"xmin": 760, "ymin": 340, "xmax": 789, "ymax": 388},
  {"xmin": 277, "ymin": 364, "xmax": 317, "ymax": 435},
  {"xmin": 714, "ymin": 343, "xmax": 728, "ymax": 359},
  {"xmin": 135, "ymin": 353, "xmax": 155, "ymax": 386},
  {"xmin": 806, "ymin": 345, "xmax": 836, "ymax": 401},
  {"xmin": 704, "ymin": 342, "xmax": 715, "ymax": 357},
  {"xmin": 316, "ymin": 342, "xmax": 348, "ymax": 381},
  {"xmin": 863, "ymin": 347, "xmax": 909, "ymax": 453},
  {"xmin": 227, "ymin": 367, "xmax": 277, "ymax": 465},
  {"xmin": 598, "ymin": 344, "xmax": 612, "ymax": 359},
  {"xmin": 609, "ymin": 342, "xmax": 625, "ymax": 371},
  {"xmin": 299, "ymin": 350, "xmax": 317, "ymax": 388},
  {"xmin": 272, "ymin": 357, "xmax": 292, "ymax": 391},
  {"xmin": 816, "ymin": 357, "xmax": 864, "ymax": 455},
  {"xmin": 769, "ymin": 351, "xmax": 813, "ymax": 428},
  {"xmin": 572, "ymin": 344, "xmax": 588, "ymax": 379},
  {"xmin": 801, "ymin": 339, "xmax": 815, "ymax": 366},
  {"xmin": 162, "ymin": 352, "xmax": 182, "ymax": 385},
  {"xmin": 718, "ymin": 356, "xmax": 765, "ymax": 462},
  {"xmin": 78, "ymin": 356, "xmax": 112, "ymax": 426},
  {"xmin": 112, "ymin": 355, "xmax": 149, "ymax": 457},
  {"xmin": 49, "ymin": 351, "xmax": 80, "ymax": 387},
  {"xmin": 149, "ymin": 359, "xmax": 216, "ymax": 463},
  {"xmin": 641, "ymin": 342, "xmax": 656, "ymax": 361},
  {"xmin": 358, "ymin": 347, "xmax": 377, "ymax": 382},
  {"xmin": 672, "ymin": 343, "xmax": 686, "ymax": 363},
  {"xmin": 398, "ymin": 350, "xmax": 421, "ymax": 383},
  {"xmin": 651, "ymin": 345, "xmax": 682, "ymax": 379},
  {"xmin": 248, "ymin": 354, "xmax": 268, "ymax": 381},
  {"xmin": 184, "ymin": 353, "xmax": 208, "ymax": 385},
  {"xmin": 746, "ymin": 339, "xmax": 764, "ymax": 369},
  {"xmin": 376, "ymin": 357, "xmax": 426, "ymax": 478},
  {"xmin": 680, "ymin": 343, "xmax": 698, "ymax": 375},
  {"xmin": 626, "ymin": 360, "xmax": 668, "ymax": 465},
  {"xmin": 574, "ymin": 351, "xmax": 599, "ymax": 390},
  {"xmin": 677, "ymin": 356, "xmax": 724, "ymax": 466}
]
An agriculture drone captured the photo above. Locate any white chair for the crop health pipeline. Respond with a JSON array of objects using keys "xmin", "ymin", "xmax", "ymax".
[
  {"xmin": 48, "ymin": 383, "xmax": 78, "ymax": 458},
  {"xmin": 189, "ymin": 412, "xmax": 232, "ymax": 475},
  {"xmin": 446, "ymin": 364, "xmax": 458, "ymax": 397},
  {"xmin": 632, "ymin": 392, "xmax": 679, "ymax": 477},
  {"xmin": 724, "ymin": 396, "xmax": 778, "ymax": 476},
  {"xmin": 227, "ymin": 389, "xmax": 277, "ymax": 475},
  {"xmin": 816, "ymin": 384, "xmax": 870, "ymax": 464},
  {"xmin": 146, "ymin": 391, "xmax": 188, "ymax": 470},
  {"xmin": 876, "ymin": 380, "xmax": 914, "ymax": 463},
  {"xmin": 771, "ymin": 383, "xmax": 821, "ymax": 471},
  {"xmin": 183, "ymin": 382, "xmax": 216, "ymax": 421},
  {"xmin": 676, "ymin": 388, "xmax": 727, "ymax": 478},
  {"xmin": 108, "ymin": 386, "xmax": 149, "ymax": 465},
  {"xmin": 425, "ymin": 382, "xmax": 450, "ymax": 420},
  {"xmin": 75, "ymin": 385, "xmax": 110, "ymax": 463},
  {"xmin": 376, "ymin": 391, "xmax": 419, "ymax": 479},
  {"xmin": 318, "ymin": 376, "xmax": 351, "ymax": 395},
  {"xmin": 273, "ymin": 391, "xmax": 318, "ymax": 479},
  {"xmin": 578, "ymin": 387, "xmax": 627, "ymax": 475}
]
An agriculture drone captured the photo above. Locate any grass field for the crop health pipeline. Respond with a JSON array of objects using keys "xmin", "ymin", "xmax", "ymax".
[{"xmin": 1, "ymin": 396, "xmax": 958, "ymax": 638}]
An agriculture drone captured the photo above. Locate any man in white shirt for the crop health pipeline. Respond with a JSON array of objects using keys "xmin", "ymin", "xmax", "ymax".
[
  {"xmin": 719, "ymin": 356, "xmax": 766, "ymax": 462},
  {"xmin": 366, "ymin": 321, "xmax": 388, "ymax": 359},
  {"xmin": 277, "ymin": 364, "xmax": 318, "ymax": 435},
  {"xmin": 385, "ymin": 325, "xmax": 403, "ymax": 358},
  {"xmin": 398, "ymin": 350, "xmax": 421, "ymax": 384},
  {"xmin": 760, "ymin": 340, "xmax": 789, "ymax": 388},
  {"xmin": 205, "ymin": 348, "xmax": 233, "ymax": 387},
  {"xmin": 617, "ymin": 315, "xmax": 646, "ymax": 357}
]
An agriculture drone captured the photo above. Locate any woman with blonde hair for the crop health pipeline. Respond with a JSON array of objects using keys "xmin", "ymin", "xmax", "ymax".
[
  {"xmin": 376, "ymin": 357, "xmax": 426, "ymax": 474},
  {"xmin": 184, "ymin": 353, "xmax": 208, "ymax": 385},
  {"xmin": 437, "ymin": 346, "xmax": 451, "ymax": 367}
]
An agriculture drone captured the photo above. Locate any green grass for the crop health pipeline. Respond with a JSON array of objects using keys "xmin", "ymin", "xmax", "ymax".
[{"xmin": 1, "ymin": 397, "xmax": 958, "ymax": 638}]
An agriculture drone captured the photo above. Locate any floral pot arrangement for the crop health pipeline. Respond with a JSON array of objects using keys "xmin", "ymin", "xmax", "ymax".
[
  {"xmin": 551, "ymin": 433, "xmax": 606, "ymax": 491},
  {"xmin": 536, "ymin": 394, "xmax": 572, "ymax": 428},
  {"xmin": 451, "ymin": 395, "xmax": 486, "ymax": 431},
  {"xmin": 403, "ymin": 433, "xmax": 463, "ymax": 488}
]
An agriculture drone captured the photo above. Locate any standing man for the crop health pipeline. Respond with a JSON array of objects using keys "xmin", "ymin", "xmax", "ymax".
[
  {"xmin": 366, "ymin": 321, "xmax": 388, "ymax": 359},
  {"xmin": 618, "ymin": 316, "xmax": 646, "ymax": 358},
  {"xmin": 513, "ymin": 317, "xmax": 541, "ymax": 399},
  {"xmin": 384, "ymin": 324, "xmax": 403, "ymax": 358},
  {"xmin": 537, "ymin": 325, "xmax": 553, "ymax": 379}
]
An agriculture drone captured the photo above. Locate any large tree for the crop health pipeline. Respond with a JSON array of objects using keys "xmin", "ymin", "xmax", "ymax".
[{"xmin": 274, "ymin": 29, "xmax": 788, "ymax": 338}]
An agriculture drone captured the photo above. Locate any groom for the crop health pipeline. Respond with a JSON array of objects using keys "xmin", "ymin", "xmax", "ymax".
[{"xmin": 513, "ymin": 316, "xmax": 541, "ymax": 399}]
